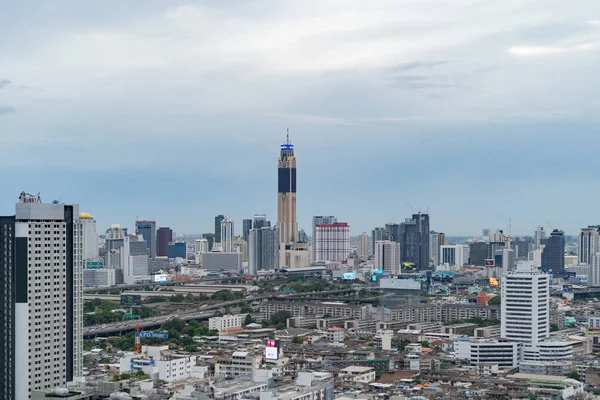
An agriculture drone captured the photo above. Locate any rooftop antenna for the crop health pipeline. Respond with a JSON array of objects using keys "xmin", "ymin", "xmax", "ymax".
[{"xmin": 287, "ymin": 128, "xmax": 290, "ymax": 145}]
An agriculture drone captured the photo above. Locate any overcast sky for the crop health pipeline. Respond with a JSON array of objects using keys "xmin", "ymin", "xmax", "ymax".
[{"xmin": 1, "ymin": 0, "xmax": 600, "ymax": 237}]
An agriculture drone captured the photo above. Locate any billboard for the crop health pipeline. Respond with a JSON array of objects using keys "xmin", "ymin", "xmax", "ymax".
[
  {"xmin": 489, "ymin": 277, "xmax": 499, "ymax": 286},
  {"xmin": 376, "ymin": 268, "xmax": 383, "ymax": 275},
  {"xmin": 265, "ymin": 339, "xmax": 280, "ymax": 360},
  {"xmin": 342, "ymin": 272, "xmax": 357, "ymax": 280},
  {"xmin": 371, "ymin": 274, "xmax": 378, "ymax": 282},
  {"xmin": 136, "ymin": 331, "xmax": 169, "ymax": 339},
  {"xmin": 154, "ymin": 274, "xmax": 168, "ymax": 283},
  {"xmin": 485, "ymin": 259, "xmax": 495, "ymax": 267},
  {"xmin": 120, "ymin": 294, "xmax": 141, "ymax": 308},
  {"xmin": 86, "ymin": 261, "xmax": 103, "ymax": 269}
]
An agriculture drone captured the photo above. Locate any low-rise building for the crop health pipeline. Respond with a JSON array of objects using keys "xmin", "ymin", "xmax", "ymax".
[
  {"xmin": 209, "ymin": 314, "xmax": 247, "ymax": 332},
  {"xmin": 326, "ymin": 327, "xmax": 345, "ymax": 342},
  {"xmin": 119, "ymin": 345, "xmax": 198, "ymax": 382},
  {"xmin": 454, "ymin": 340, "xmax": 521, "ymax": 369},
  {"xmin": 215, "ymin": 351, "xmax": 262, "ymax": 377},
  {"xmin": 339, "ymin": 366, "xmax": 377, "ymax": 383}
]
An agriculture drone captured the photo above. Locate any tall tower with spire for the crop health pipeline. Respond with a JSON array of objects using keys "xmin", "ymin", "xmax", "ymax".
[{"xmin": 277, "ymin": 131, "xmax": 298, "ymax": 245}]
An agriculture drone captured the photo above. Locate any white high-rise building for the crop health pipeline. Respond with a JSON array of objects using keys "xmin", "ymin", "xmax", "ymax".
[
  {"xmin": 578, "ymin": 227, "xmax": 600, "ymax": 264},
  {"xmin": 79, "ymin": 212, "xmax": 98, "ymax": 260},
  {"xmin": 491, "ymin": 229, "xmax": 505, "ymax": 243},
  {"xmin": 312, "ymin": 216, "xmax": 337, "ymax": 260},
  {"xmin": 104, "ymin": 225, "xmax": 130, "ymax": 285},
  {"xmin": 590, "ymin": 255, "xmax": 600, "ymax": 286},
  {"xmin": 429, "ymin": 231, "xmax": 445, "ymax": 267},
  {"xmin": 9, "ymin": 193, "xmax": 84, "ymax": 399},
  {"xmin": 195, "ymin": 238, "xmax": 209, "ymax": 264},
  {"xmin": 220, "ymin": 217, "xmax": 234, "ymax": 253},
  {"xmin": 357, "ymin": 233, "xmax": 369, "ymax": 260},
  {"xmin": 374, "ymin": 240, "xmax": 401, "ymax": 275},
  {"xmin": 535, "ymin": 226, "xmax": 546, "ymax": 250},
  {"xmin": 502, "ymin": 248, "xmax": 516, "ymax": 274},
  {"xmin": 440, "ymin": 245, "xmax": 469, "ymax": 267},
  {"xmin": 314, "ymin": 222, "xmax": 350, "ymax": 262},
  {"xmin": 501, "ymin": 266, "xmax": 549, "ymax": 360}
]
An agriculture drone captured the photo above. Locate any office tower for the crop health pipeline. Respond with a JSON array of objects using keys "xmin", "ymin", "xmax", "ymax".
[
  {"xmin": 469, "ymin": 242, "xmax": 488, "ymax": 265},
  {"xmin": 168, "ymin": 241, "xmax": 187, "ymax": 259},
  {"xmin": 374, "ymin": 240, "xmax": 401, "ymax": 275},
  {"xmin": 277, "ymin": 135, "xmax": 298, "ymax": 245},
  {"xmin": 440, "ymin": 245, "xmax": 469, "ymax": 267},
  {"xmin": 501, "ymin": 267, "xmax": 549, "ymax": 358},
  {"xmin": 514, "ymin": 238, "xmax": 532, "ymax": 259},
  {"xmin": 579, "ymin": 226, "xmax": 600, "ymax": 264},
  {"xmin": 253, "ymin": 214, "xmax": 271, "ymax": 229},
  {"xmin": 79, "ymin": 212, "xmax": 98, "ymax": 261},
  {"xmin": 312, "ymin": 216, "xmax": 337, "ymax": 259},
  {"xmin": 384, "ymin": 222, "xmax": 401, "ymax": 243},
  {"xmin": 490, "ymin": 229, "xmax": 504, "ymax": 243},
  {"xmin": 233, "ymin": 236, "xmax": 249, "ymax": 262},
  {"xmin": 399, "ymin": 213, "xmax": 430, "ymax": 270},
  {"xmin": 1, "ymin": 193, "xmax": 84, "ymax": 399},
  {"xmin": 194, "ymin": 238, "xmax": 209, "ymax": 264},
  {"xmin": 429, "ymin": 231, "xmax": 445, "ymax": 267},
  {"xmin": 214, "ymin": 215, "xmax": 225, "ymax": 243},
  {"xmin": 371, "ymin": 227, "xmax": 385, "ymax": 256},
  {"xmin": 542, "ymin": 229, "xmax": 565, "ymax": 276},
  {"xmin": 105, "ymin": 225, "xmax": 130, "ymax": 284},
  {"xmin": 202, "ymin": 233, "xmax": 215, "ymax": 252},
  {"xmin": 488, "ymin": 241, "xmax": 505, "ymax": 260},
  {"xmin": 135, "ymin": 220, "xmax": 156, "ymax": 258},
  {"xmin": 298, "ymin": 229, "xmax": 309, "ymax": 243},
  {"xmin": 314, "ymin": 222, "xmax": 350, "ymax": 262},
  {"xmin": 220, "ymin": 216, "xmax": 234, "ymax": 253},
  {"xmin": 590, "ymin": 254, "xmax": 600, "ymax": 286},
  {"xmin": 249, "ymin": 227, "xmax": 280, "ymax": 274},
  {"xmin": 502, "ymin": 248, "xmax": 516, "ymax": 274},
  {"xmin": 129, "ymin": 235, "xmax": 149, "ymax": 256},
  {"xmin": 534, "ymin": 226, "xmax": 546, "ymax": 250},
  {"xmin": 157, "ymin": 227, "xmax": 173, "ymax": 257},
  {"xmin": 357, "ymin": 233, "xmax": 369, "ymax": 260},
  {"xmin": 242, "ymin": 219, "xmax": 252, "ymax": 243}
]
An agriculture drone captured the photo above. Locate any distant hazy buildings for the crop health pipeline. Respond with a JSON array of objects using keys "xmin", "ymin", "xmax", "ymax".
[
  {"xmin": 220, "ymin": 216, "xmax": 234, "ymax": 253},
  {"xmin": 242, "ymin": 219, "xmax": 252, "ymax": 243},
  {"xmin": 135, "ymin": 220, "xmax": 156, "ymax": 258},
  {"xmin": 374, "ymin": 240, "xmax": 401, "ymax": 275},
  {"xmin": 542, "ymin": 229, "xmax": 565, "ymax": 276},
  {"xmin": 399, "ymin": 213, "xmax": 430, "ymax": 270},
  {"xmin": 429, "ymin": 231, "xmax": 445, "ymax": 267},
  {"xmin": 469, "ymin": 242, "xmax": 488, "ymax": 266},
  {"xmin": 314, "ymin": 222, "xmax": 350, "ymax": 263},
  {"xmin": 534, "ymin": 226, "xmax": 546, "ymax": 250},
  {"xmin": 157, "ymin": 227, "xmax": 173, "ymax": 257},
  {"xmin": 502, "ymin": 248, "xmax": 516, "ymax": 274},
  {"xmin": 249, "ymin": 227, "xmax": 279, "ymax": 274},
  {"xmin": 202, "ymin": 252, "xmax": 242, "ymax": 272},
  {"xmin": 357, "ymin": 233, "xmax": 369, "ymax": 260},
  {"xmin": 253, "ymin": 214, "xmax": 271, "ymax": 229},
  {"xmin": 312, "ymin": 216, "xmax": 337, "ymax": 260}
]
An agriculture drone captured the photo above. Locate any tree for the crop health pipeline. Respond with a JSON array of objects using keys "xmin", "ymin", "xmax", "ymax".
[
  {"xmin": 271, "ymin": 311, "xmax": 292, "ymax": 326},
  {"xmin": 421, "ymin": 341, "xmax": 430, "ymax": 348},
  {"xmin": 488, "ymin": 296, "xmax": 501, "ymax": 305},
  {"xmin": 136, "ymin": 370, "xmax": 147, "ymax": 377},
  {"xmin": 244, "ymin": 314, "xmax": 255, "ymax": 326},
  {"xmin": 240, "ymin": 305, "xmax": 253, "ymax": 314},
  {"xmin": 550, "ymin": 323, "xmax": 559, "ymax": 332},
  {"xmin": 292, "ymin": 336, "xmax": 303, "ymax": 345},
  {"xmin": 568, "ymin": 370, "xmax": 581, "ymax": 381}
]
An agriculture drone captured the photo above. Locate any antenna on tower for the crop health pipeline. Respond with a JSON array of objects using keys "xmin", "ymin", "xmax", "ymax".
[{"xmin": 286, "ymin": 128, "xmax": 290, "ymax": 144}]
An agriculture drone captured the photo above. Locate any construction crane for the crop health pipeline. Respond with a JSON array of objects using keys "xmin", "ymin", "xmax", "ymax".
[
  {"xmin": 405, "ymin": 202, "xmax": 430, "ymax": 214},
  {"xmin": 547, "ymin": 220, "xmax": 554, "ymax": 230}
]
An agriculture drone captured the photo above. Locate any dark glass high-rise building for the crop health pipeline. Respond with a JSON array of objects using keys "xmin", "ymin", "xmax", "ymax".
[
  {"xmin": 202, "ymin": 233, "xmax": 215, "ymax": 252},
  {"xmin": 157, "ymin": 227, "xmax": 173, "ymax": 257},
  {"xmin": 399, "ymin": 213, "xmax": 430, "ymax": 270},
  {"xmin": 542, "ymin": 229, "xmax": 565, "ymax": 276},
  {"xmin": 253, "ymin": 214, "xmax": 271, "ymax": 229},
  {"xmin": 385, "ymin": 223, "xmax": 401, "ymax": 243},
  {"xmin": 371, "ymin": 227, "xmax": 385, "ymax": 256},
  {"xmin": 242, "ymin": 219, "xmax": 252, "ymax": 243},
  {"xmin": 135, "ymin": 220, "xmax": 156, "ymax": 258},
  {"xmin": 249, "ymin": 227, "xmax": 279, "ymax": 274},
  {"xmin": 214, "ymin": 215, "xmax": 225, "ymax": 243},
  {"xmin": 469, "ymin": 242, "xmax": 488, "ymax": 266}
]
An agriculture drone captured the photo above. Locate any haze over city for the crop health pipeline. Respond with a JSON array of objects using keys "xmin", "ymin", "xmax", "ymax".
[{"xmin": 2, "ymin": 0, "xmax": 600, "ymax": 235}]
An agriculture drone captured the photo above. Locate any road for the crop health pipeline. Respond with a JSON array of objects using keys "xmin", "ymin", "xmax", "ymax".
[{"xmin": 83, "ymin": 288, "xmax": 359, "ymax": 338}]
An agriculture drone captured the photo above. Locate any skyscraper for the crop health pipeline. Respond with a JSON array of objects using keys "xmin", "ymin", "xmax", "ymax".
[
  {"xmin": 195, "ymin": 238, "xmax": 209, "ymax": 264},
  {"xmin": 534, "ymin": 226, "xmax": 546, "ymax": 250},
  {"xmin": 312, "ymin": 216, "xmax": 337, "ymax": 259},
  {"xmin": 374, "ymin": 240, "xmax": 401, "ymax": 275},
  {"xmin": 469, "ymin": 242, "xmax": 488, "ymax": 266},
  {"xmin": 80, "ymin": 212, "xmax": 99, "ymax": 261},
  {"xmin": 253, "ymin": 214, "xmax": 271, "ymax": 229},
  {"xmin": 371, "ymin": 227, "xmax": 385, "ymax": 256},
  {"xmin": 429, "ymin": 231, "xmax": 445, "ymax": 267},
  {"xmin": 242, "ymin": 219, "xmax": 253, "ymax": 243},
  {"xmin": 277, "ymin": 135, "xmax": 298, "ymax": 245},
  {"xmin": 157, "ymin": 227, "xmax": 173, "ymax": 257},
  {"xmin": 440, "ymin": 245, "xmax": 469, "ymax": 267},
  {"xmin": 542, "ymin": 229, "xmax": 565, "ymax": 276},
  {"xmin": 249, "ymin": 227, "xmax": 279, "ymax": 275},
  {"xmin": 135, "ymin": 220, "xmax": 156, "ymax": 258},
  {"xmin": 314, "ymin": 222, "xmax": 350, "ymax": 263},
  {"xmin": 501, "ymin": 266, "xmax": 549, "ymax": 359},
  {"xmin": 220, "ymin": 216, "xmax": 234, "ymax": 253},
  {"xmin": 357, "ymin": 233, "xmax": 369, "ymax": 260},
  {"xmin": 202, "ymin": 233, "xmax": 215, "ymax": 252},
  {"xmin": 399, "ymin": 213, "xmax": 430, "ymax": 270},
  {"xmin": 384, "ymin": 223, "xmax": 401, "ymax": 243},
  {"xmin": 578, "ymin": 226, "xmax": 600, "ymax": 264},
  {"xmin": 1, "ymin": 193, "xmax": 84, "ymax": 399},
  {"xmin": 105, "ymin": 225, "xmax": 130, "ymax": 284},
  {"xmin": 502, "ymin": 248, "xmax": 515, "ymax": 274},
  {"xmin": 214, "ymin": 215, "xmax": 225, "ymax": 244}
]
